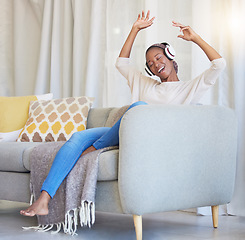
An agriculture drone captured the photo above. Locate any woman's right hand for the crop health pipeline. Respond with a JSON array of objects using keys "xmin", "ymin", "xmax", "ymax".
[
  {"xmin": 133, "ymin": 10, "xmax": 155, "ymax": 32},
  {"xmin": 118, "ymin": 10, "xmax": 154, "ymax": 58}
]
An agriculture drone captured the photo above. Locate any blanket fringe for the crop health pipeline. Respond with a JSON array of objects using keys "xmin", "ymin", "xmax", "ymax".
[
  {"xmin": 23, "ymin": 201, "xmax": 96, "ymax": 235},
  {"xmin": 23, "ymin": 223, "xmax": 65, "ymax": 234},
  {"xmin": 63, "ymin": 201, "xmax": 95, "ymax": 235},
  {"xmin": 51, "ymin": 223, "xmax": 62, "ymax": 234},
  {"xmin": 64, "ymin": 209, "xmax": 78, "ymax": 236},
  {"xmin": 29, "ymin": 194, "xmax": 34, "ymax": 205},
  {"xmin": 26, "ymin": 170, "xmax": 95, "ymax": 235},
  {"xmin": 22, "ymin": 225, "xmax": 42, "ymax": 231},
  {"xmin": 79, "ymin": 200, "xmax": 95, "ymax": 228},
  {"xmin": 38, "ymin": 224, "xmax": 54, "ymax": 232}
]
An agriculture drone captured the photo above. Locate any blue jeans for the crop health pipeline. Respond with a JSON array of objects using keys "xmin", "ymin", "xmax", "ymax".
[{"xmin": 41, "ymin": 101, "xmax": 147, "ymax": 198}]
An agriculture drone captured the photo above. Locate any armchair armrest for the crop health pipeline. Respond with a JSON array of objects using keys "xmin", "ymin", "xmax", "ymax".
[{"xmin": 118, "ymin": 105, "xmax": 237, "ymax": 215}]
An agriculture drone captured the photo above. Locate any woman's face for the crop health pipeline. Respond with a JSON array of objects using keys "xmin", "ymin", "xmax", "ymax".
[{"xmin": 146, "ymin": 47, "xmax": 175, "ymax": 81}]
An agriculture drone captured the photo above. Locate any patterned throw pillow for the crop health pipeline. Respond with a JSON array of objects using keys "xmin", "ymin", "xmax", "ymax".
[{"xmin": 17, "ymin": 96, "xmax": 94, "ymax": 142}]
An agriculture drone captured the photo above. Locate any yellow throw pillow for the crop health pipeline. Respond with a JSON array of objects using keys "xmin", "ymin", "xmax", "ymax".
[
  {"xmin": 0, "ymin": 93, "xmax": 53, "ymax": 142},
  {"xmin": 17, "ymin": 96, "xmax": 94, "ymax": 142},
  {"xmin": 0, "ymin": 95, "xmax": 37, "ymax": 132}
]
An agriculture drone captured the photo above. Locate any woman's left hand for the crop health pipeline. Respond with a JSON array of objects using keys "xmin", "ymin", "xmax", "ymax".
[
  {"xmin": 172, "ymin": 21, "xmax": 199, "ymax": 42},
  {"xmin": 172, "ymin": 21, "xmax": 222, "ymax": 61}
]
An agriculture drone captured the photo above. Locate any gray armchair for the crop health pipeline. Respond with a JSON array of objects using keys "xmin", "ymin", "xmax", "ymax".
[{"xmin": 117, "ymin": 105, "xmax": 237, "ymax": 239}]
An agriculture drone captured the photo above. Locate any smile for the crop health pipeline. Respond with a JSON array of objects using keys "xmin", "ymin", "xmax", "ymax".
[{"xmin": 158, "ymin": 66, "xmax": 165, "ymax": 73}]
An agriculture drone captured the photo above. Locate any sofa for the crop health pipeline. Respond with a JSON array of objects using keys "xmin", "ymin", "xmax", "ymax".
[{"xmin": 0, "ymin": 104, "xmax": 237, "ymax": 240}]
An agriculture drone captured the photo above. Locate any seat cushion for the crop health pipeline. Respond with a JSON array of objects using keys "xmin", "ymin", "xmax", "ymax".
[
  {"xmin": 97, "ymin": 149, "xmax": 118, "ymax": 181},
  {"xmin": 23, "ymin": 147, "xmax": 119, "ymax": 181},
  {"xmin": 0, "ymin": 142, "xmax": 118, "ymax": 181}
]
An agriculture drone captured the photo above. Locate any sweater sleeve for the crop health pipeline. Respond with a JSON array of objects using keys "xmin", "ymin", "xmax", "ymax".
[
  {"xmin": 202, "ymin": 58, "xmax": 226, "ymax": 85},
  {"xmin": 188, "ymin": 58, "xmax": 226, "ymax": 103},
  {"xmin": 115, "ymin": 57, "xmax": 142, "ymax": 87},
  {"xmin": 115, "ymin": 57, "xmax": 131, "ymax": 79},
  {"xmin": 115, "ymin": 57, "xmax": 148, "ymax": 102}
]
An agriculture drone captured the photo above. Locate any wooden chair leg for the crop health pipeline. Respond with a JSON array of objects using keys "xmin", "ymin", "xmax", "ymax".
[
  {"xmin": 211, "ymin": 205, "xmax": 219, "ymax": 228},
  {"xmin": 133, "ymin": 215, "xmax": 142, "ymax": 240}
]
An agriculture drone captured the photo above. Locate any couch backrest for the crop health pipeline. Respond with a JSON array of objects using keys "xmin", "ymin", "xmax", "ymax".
[
  {"xmin": 87, "ymin": 107, "xmax": 114, "ymax": 129},
  {"xmin": 87, "ymin": 106, "xmax": 130, "ymax": 129}
]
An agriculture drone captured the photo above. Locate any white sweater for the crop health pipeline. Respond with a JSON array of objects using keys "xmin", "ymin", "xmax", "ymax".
[{"xmin": 115, "ymin": 57, "xmax": 226, "ymax": 105}]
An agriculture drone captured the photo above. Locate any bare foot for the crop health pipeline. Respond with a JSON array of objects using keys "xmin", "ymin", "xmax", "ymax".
[
  {"xmin": 20, "ymin": 191, "xmax": 51, "ymax": 217},
  {"xmin": 81, "ymin": 145, "xmax": 97, "ymax": 156}
]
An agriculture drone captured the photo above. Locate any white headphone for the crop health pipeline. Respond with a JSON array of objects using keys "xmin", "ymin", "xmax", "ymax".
[{"xmin": 145, "ymin": 42, "xmax": 176, "ymax": 76}]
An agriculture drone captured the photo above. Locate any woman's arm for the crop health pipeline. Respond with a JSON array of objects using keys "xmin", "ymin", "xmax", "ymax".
[
  {"xmin": 119, "ymin": 10, "xmax": 155, "ymax": 58},
  {"xmin": 172, "ymin": 21, "xmax": 222, "ymax": 61}
]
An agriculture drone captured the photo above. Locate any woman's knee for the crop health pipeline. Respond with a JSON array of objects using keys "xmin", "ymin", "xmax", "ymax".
[
  {"xmin": 68, "ymin": 127, "xmax": 110, "ymax": 143},
  {"xmin": 129, "ymin": 101, "xmax": 148, "ymax": 108},
  {"xmin": 67, "ymin": 131, "xmax": 84, "ymax": 144}
]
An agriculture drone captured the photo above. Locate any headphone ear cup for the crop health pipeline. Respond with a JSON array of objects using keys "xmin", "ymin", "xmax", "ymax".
[
  {"xmin": 145, "ymin": 67, "xmax": 152, "ymax": 76},
  {"xmin": 164, "ymin": 45, "xmax": 175, "ymax": 60},
  {"xmin": 145, "ymin": 63, "xmax": 154, "ymax": 76},
  {"xmin": 162, "ymin": 42, "xmax": 176, "ymax": 60}
]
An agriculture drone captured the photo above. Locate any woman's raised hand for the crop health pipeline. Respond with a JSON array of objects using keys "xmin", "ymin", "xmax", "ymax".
[
  {"xmin": 172, "ymin": 21, "xmax": 199, "ymax": 42},
  {"xmin": 172, "ymin": 21, "xmax": 222, "ymax": 61},
  {"xmin": 133, "ymin": 10, "xmax": 155, "ymax": 31},
  {"xmin": 118, "ymin": 10, "xmax": 154, "ymax": 58}
]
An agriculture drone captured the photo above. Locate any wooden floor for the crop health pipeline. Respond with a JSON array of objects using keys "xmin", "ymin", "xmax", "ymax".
[{"xmin": 1, "ymin": 200, "xmax": 245, "ymax": 240}]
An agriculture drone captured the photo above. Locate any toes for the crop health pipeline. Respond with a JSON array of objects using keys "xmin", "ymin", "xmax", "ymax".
[
  {"xmin": 20, "ymin": 209, "xmax": 28, "ymax": 215},
  {"xmin": 26, "ymin": 211, "xmax": 35, "ymax": 216},
  {"xmin": 20, "ymin": 209, "xmax": 36, "ymax": 217}
]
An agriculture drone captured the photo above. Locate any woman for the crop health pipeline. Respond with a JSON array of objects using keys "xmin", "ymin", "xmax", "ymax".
[
  {"xmin": 21, "ymin": 10, "xmax": 225, "ymax": 217},
  {"xmin": 116, "ymin": 10, "xmax": 226, "ymax": 105}
]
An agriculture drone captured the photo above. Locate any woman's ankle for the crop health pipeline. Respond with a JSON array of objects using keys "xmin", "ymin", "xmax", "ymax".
[
  {"xmin": 40, "ymin": 190, "xmax": 51, "ymax": 202},
  {"xmin": 82, "ymin": 146, "xmax": 96, "ymax": 156}
]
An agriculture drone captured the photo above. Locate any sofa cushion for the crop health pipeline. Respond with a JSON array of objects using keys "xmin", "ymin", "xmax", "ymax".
[
  {"xmin": 105, "ymin": 105, "xmax": 130, "ymax": 127},
  {"xmin": 87, "ymin": 107, "xmax": 113, "ymax": 129},
  {"xmin": 23, "ymin": 147, "xmax": 119, "ymax": 181},
  {"xmin": 0, "ymin": 142, "xmax": 118, "ymax": 181}
]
